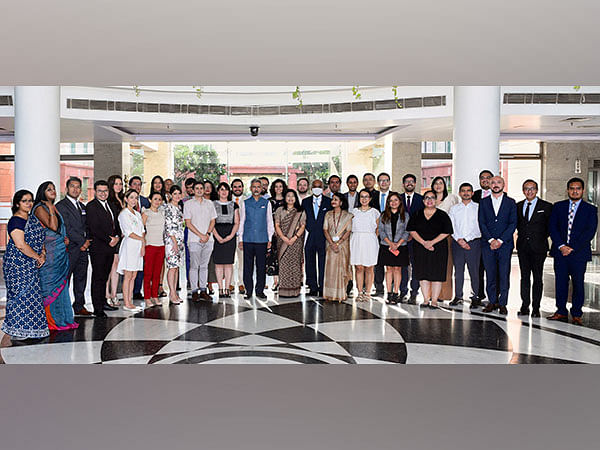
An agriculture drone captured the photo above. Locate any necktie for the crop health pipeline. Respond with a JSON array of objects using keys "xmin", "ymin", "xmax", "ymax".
[
  {"xmin": 103, "ymin": 202, "xmax": 113, "ymax": 225},
  {"xmin": 235, "ymin": 197, "xmax": 239, "ymax": 206},
  {"xmin": 567, "ymin": 201, "xmax": 576, "ymax": 243},
  {"xmin": 524, "ymin": 202, "xmax": 531, "ymax": 222},
  {"xmin": 406, "ymin": 195, "xmax": 411, "ymax": 212},
  {"xmin": 76, "ymin": 201, "xmax": 82, "ymax": 215},
  {"xmin": 313, "ymin": 198, "xmax": 319, "ymax": 219},
  {"xmin": 380, "ymin": 193, "xmax": 386, "ymax": 212}
]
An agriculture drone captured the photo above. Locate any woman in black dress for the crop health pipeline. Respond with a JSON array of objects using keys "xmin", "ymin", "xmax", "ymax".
[
  {"xmin": 212, "ymin": 182, "xmax": 240, "ymax": 298},
  {"xmin": 268, "ymin": 178, "xmax": 287, "ymax": 291},
  {"xmin": 406, "ymin": 190, "xmax": 453, "ymax": 308}
]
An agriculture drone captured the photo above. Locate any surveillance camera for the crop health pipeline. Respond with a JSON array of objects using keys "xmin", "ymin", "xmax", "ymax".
[{"xmin": 250, "ymin": 126, "xmax": 259, "ymax": 137}]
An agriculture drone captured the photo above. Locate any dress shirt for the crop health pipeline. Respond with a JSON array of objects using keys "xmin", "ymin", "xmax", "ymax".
[
  {"xmin": 522, "ymin": 196, "xmax": 538, "ymax": 220},
  {"xmin": 558, "ymin": 199, "xmax": 583, "ymax": 249},
  {"xmin": 312, "ymin": 195, "xmax": 322, "ymax": 219},
  {"xmin": 238, "ymin": 198, "xmax": 274, "ymax": 242},
  {"xmin": 481, "ymin": 189, "xmax": 492, "ymax": 199},
  {"xmin": 449, "ymin": 201, "xmax": 481, "ymax": 242},
  {"xmin": 99, "ymin": 199, "xmax": 114, "ymax": 221},
  {"xmin": 67, "ymin": 194, "xmax": 82, "ymax": 212},
  {"xmin": 379, "ymin": 190, "xmax": 389, "ymax": 212},
  {"xmin": 491, "ymin": 193, "xmax": 504, "ymax": 216},
  {"xmin": 404, "ymin": 193, "xmax": 414, "ymax": 210},
  {"xmin": 347, "ymin": 192, "xmax": 358, "ymax": 208}
]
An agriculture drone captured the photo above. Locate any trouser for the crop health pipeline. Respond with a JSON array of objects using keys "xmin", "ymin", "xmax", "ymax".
[
  {"xmin": 481, "ymin": 245, "xmax": 512, "ymax": 306},
  {"xmin": 243, "ymin": 242, "xmax": 267, "ymax": 295},
  {"xmin": 67, "ymin": 245, "xmax": 89, "ymax": 310},
  {"xmin": 234, "ymin": 241, "xmax": 244, "ymax": 285},
  {"xmin": 89, "ymin": 248, "xmax": 113, "ymax": 314},
  {"xmin": 452, "ymin": 239, "xmax": 481, "ymax": 300},
  {"xmin": 184, "ymin": 227, "xmax": 191, "ymax": 281},
  {"xmin": 188, "ymin": 240, "xmax": 214, "ymax": 291},
  {"xmin": 133, "ymin": 270, "xmax": 144, "ymax": 295},
  {"xmin": 400, "ymin": 241, "xmax": 420, "ymax": 297},
  {"xmin": 305, "ymin": 238, "xmax": 326, "ymax": 294},
  {"xmin": 144, "ymin": 245, "xmax": 165, "ymax": 299},
  {"xmin": 374, "ymin": 250, "xmax": 385, "ymax": 292},
  {"xmin": 477, "ymin": 255, "xmax": 486, "ymax": 299},
  {"xmin": 518, "ymin": 249, "xmax": 546, "ymax": 311},
  {"xmin": 554, "ymin": 255, "xmax": 587, "ymax": 317}
]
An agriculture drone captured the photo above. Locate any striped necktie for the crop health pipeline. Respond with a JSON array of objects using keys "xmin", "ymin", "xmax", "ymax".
[{"xmin": 567, "ymin": 201, "xmax": 576, "ymax": 243}]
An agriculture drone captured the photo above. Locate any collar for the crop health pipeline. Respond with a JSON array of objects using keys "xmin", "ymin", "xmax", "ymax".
[{"xmin": 67, "ymin": 195, "xmax": 79, "ymax": 207}]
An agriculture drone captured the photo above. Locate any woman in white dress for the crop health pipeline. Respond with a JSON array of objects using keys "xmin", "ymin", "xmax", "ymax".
[
  {"xmin": 117, "ymin": 189, "xmax": 145, "ymax": 312},
  {"xmin": 350, "ymin": 189, "xmax": 380, "ymax": 301},
  {"xmin": 431, "ymin": 176, "xmax": 459, "ymax": 302}
]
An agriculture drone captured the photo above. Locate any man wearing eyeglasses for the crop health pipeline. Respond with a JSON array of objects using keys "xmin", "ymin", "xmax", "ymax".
[
  {"xmin": 472, "ymin": 169, "xmax": 494, "ymax": 304},
  {"xmin": 515, "ymin": 180, "xmax": 552, "ymax": 318}
]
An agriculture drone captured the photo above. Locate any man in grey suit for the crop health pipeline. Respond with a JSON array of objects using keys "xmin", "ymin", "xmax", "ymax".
[{"xmin": 56, "ymin": 176, "xmax": 92, "ymax": 316}]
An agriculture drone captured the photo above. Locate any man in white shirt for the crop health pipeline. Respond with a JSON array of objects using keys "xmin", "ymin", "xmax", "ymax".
[
  {"xmin": 231, "ymin": 178, "xmax": 246, "ymax": 294},
  {"xmin": 184, "ymin": 181, "xmax": 217, "ymax": 302},
  {"xmin": 448, "ymin": 182, "xmax": 481, "ymax": 307}
]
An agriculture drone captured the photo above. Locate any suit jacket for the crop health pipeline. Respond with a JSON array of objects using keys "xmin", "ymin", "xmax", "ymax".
[
  {"xmin": 400, "ymin": 192, "xmax": 424, "ymax": 217},
  {"xmin": 56, "ymin": 197, "xmax": 87, "ymax": 248},
  {"xmin": 343, "ymin": 191, "xmax": 360, "ymax": 210},
  {"xmin": 368, "ymin": 189, "xmax": 379, "ymax": 209},
  {"xmin": 478, "ymin": 194, "xmax": 518, "ymax": 249},
  {"xmin": 302, "ymin": 195, "xmax": 332, "ymax": 244},
  {"xmin": 472, "ymin": 189, "xmax": 493, "ymax": 204},
  {"xmin": 549, "ymin": 199, "xmax": 598, "ymax": 262},
  {"xmin": 516, "ymin": 198, "xmax": 552, "ymax": 254},
  {"xmin": 138, "ymin": 195, "xmax": 150, "ymax": 211},
  {"xmin": 86, "ymin": 198, "xmax": 121, "ymax": 254}
]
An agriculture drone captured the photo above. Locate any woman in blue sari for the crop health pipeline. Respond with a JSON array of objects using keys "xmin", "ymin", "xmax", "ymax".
[
  {"xmin": 1, "ymin": 190, "xmax": 49, "ymax": 340},
  {"xmin": 33, "ymin": 181, "xmax": 79, "ymax": 331}
]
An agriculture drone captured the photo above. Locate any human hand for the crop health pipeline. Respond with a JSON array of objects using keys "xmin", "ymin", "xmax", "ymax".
[
  {"xmin": 267, "ymin": 241, "xmax": 272, "ymax": 250},
  {"xmin": 238, "ymin": 241, "xmax": 243, "ymax": 250},
  {"xmin": 140, "ymin": 244, "xmax": 145, "ymax": 257},
  {"xmin": 109, "ymin": 236, "xmax": 119, "ymax": 247},
  {"xmin": 560, "ymin": 246, "xmax": 573, "ymax": 256},
  {"xmin": 64, "ymin": 237, "xmax": 70, "ymax": 246}
]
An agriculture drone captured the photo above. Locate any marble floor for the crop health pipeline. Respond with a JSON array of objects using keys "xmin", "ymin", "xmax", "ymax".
[{"xmin": 1, "ymin": 256, "xmax": 600, "ymax": 364}]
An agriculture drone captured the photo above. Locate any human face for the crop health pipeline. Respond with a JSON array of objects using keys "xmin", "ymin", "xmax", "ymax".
[
  {"xmin": 328, "ymin": 177, "xmax": 341, "ymax": 194},
  {"xmin": 45, "ymin": 183, "xmax": 57, "ymax": 203},
  {"xmin": 218, "ymin": 185, "xmax": 230, "ymax": 201},
  {"xmin": 194, "ymin": 184, "xmax": 205, "ymax": 199},
  {"xmin": 130, "ymin": 178, "xmax": 142, "ymax": 193},
  {"xmin": 125, "ymin": 192, "xmax": 139, "ymax": 209},
  {"xmin": 346, "ymin": 177, "xmax": 358, "ymax": 192},
  {"xmin": 113, "ymin": 177, "xmax": 123, "ymax": 193},
  {"xmin": 260, "ymin": 179, "xmax": 269, "ymax": 195},
  {"xmin": 388, "ymin": 194, "xmax": 400, "ymax": 210},
  {"xmin": 433, "ymin": 178, "xmax": 445, "ymax": 194},
  {"xmin": 185, "ymin": 183, "xmax": 195, "ymax": 196},
  {"xmin": 363, "ymin": 175, "xmax": 375, "ymax": 190},
  {"xmin": 312, "ymin": 180, "xmax": 323, "ymax": 191},
  {"xmin": 251, "ymin": 181, "xmax": 262, "ymax": 196},
  {"xmin": 150, "ymin": 194, "xmax": 163, "ymax": 208},
  {"xmin": 18, "ymin": 193, "xmax": 34, "ymax": 214},
  {"xmin": 522, "ymin": 182, "xmax": 538, "ymax": 202},
  {"xmin": 274, "ymin": 182, "xmax": 284, "ymax": 197},
  {"xmin": 567, "ymin": 181, "xmax": 584, "ymax": 201},
  {"xmin": 479, "ymin": 172, "xmax": 493, "ymax": 190},
  {"xmin": 423, "ymin": 193, "xmax": 436, "ymax": 208},
  {"xmin": 331, "ymin": 195, "xmax": 341, "ymax": 209},
  {"xmin": 67, "ymin": 181, "xmax": 82, "ymax": 200},
  {"xmin": 164, "ymin": 179, "xmax": 173, "ymax": 192},
  {"xmin": 95, "ymin": 185, "xmax": 109, "ymax": 201},
  {"xmin": 403, "ymin": 177, "xmax": 416, "ymax": 193},
  {"xmin": 359, "ymin": 191, "xmax": 371, "ymax": 207},
  {"xmin": 459, "ymin": 186, "xmax": 473, "ymax": 202},
  {"xmin": 232, "ymin": 181, "xmax": 244, "ymax": 197},
  {"xmin": 297, "ymin": 179, "xmax": 309, "ymax": 194},
  {"xmin": 171, "ymin": 190, "xmax": 182, "ymax": 204},
  {"xmin": 203, "ymin": 182, "xmax": 212, "ymax": 197},
  {"xmin": 153, "ymin": 178, "xmax": 163, "ymax": 193},
  {"xmin": 285, "ymin": 191, "xmax": 296, "ymax": 206},
  {"xmin": 491, "ymin": 176, "xmax": 505, "ymax": 194},
  {"xmin": 378, "ymin": 175, "xmax": 390, "ymax": 192}
]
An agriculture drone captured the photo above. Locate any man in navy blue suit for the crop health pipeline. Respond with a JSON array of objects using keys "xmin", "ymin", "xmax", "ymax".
[
  {"xmin": 478, "ymin": 176, "xmax": 517, "ymax": 315},
  {"xmin": 399, "ymin": 174, "xmax": 424, "ymax": 304},
  {"xmin": 547, "ymin": 177, "xmax": 598, "ymax": 325},
  {"xmin": 302, "ymin": 179, "xmax": 332, "ymax": 297}
]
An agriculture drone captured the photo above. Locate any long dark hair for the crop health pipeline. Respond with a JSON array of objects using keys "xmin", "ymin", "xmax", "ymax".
[
  {"xmin": 269, "ymin": 178, "xmax": 288, "ymax": 200},
  {"xmin": 11, "ymin": 189, "xmax": 34, "ymax": 214},
  {"xmin": 150, "ymin": 175, "xmax": 166, "ymax": 200},
  {"xmin": 431, "ymin": 176, "xmax": 448, "ymax": 201},
  {"xmin": 34, "ymin": 181, "xmax": 55, "ymax": 206},
  {"xmin": 203, "ymin": 180, "xmax": 218, "ymax": 201},
  {"xmin": 284, "ymin": 189, "xmax": 303, "ymax": 212},
  {"xmin": 381, "ymin": 192, "xmax": 406, "ymax": 223},
  {"xmin": 107, "ymin": 175, "xmax": 125, "ymax": 207},
  {"xmin": 331, "ymin": 192, "xmax": 349, "ymax": 211}
]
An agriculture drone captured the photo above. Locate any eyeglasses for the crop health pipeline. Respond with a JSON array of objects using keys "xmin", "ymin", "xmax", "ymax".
[
  {"xmin": 480, "ymin": 176, "xmax": 492, "ymax": 180},
  {"xmin": 423, "ymin": 196, "xmax": 435, "ymax": 201},
  {"xmin": 523, "ymin": 187, "xmax": 537, "ymax": 192}
]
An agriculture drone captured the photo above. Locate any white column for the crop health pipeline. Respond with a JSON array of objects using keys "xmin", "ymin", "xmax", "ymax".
[
  {"xmin": 14, "ymin": 86, "xmax": 61, "ymax": 192},
  {"xmin": 452, "ymin": 86, "xmax": 500, "ymax": 192}
]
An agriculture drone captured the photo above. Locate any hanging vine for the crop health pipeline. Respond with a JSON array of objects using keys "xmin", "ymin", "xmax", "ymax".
[
  {"xmin": 352, "ymin": 85, "xmax": 361, "ymax": 100},
  {"xmin": 133, "ymin": 85, "xmax": 141, "ymax": 97},
  {"xmin": 192, "ymin": 86, "xmax": 203, "ymax": 98},
  {"xmin": 391, "ymin": 86, "xmax": 403, "ymax": 108},
  {"xmin": 292, "ymin": 86, "xmax": 303, "ymax": 107}
]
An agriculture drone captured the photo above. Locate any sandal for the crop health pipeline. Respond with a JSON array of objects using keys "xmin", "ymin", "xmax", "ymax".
[
  {"xmin": 224, "ymin": 289, "xmax": 231, "ymax": 298},
  {"xmin": 158, "ymin": 284, "xmax": 168, "ymax": 297}
]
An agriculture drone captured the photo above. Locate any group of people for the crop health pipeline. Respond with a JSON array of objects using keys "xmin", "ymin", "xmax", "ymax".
[{"xmin": 2, "ymin": 167, "xmax": 596, "ymax": 341}]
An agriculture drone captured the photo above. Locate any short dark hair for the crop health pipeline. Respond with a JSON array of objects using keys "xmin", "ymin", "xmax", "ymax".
[
  {"xmin": 66, "ymin": 176, "xmax": 82, "ymax": 189},
  {"xmin": 128, "ymin": 176, "xmax": 142, "ymax": 186},
  {"xmin": 231, "ymin": 178, "xmax": 244, "ymax": 187},
  {"xmin": 297, "ymin": 177, "xmax": 309, "ymax": 185},
  {"xmin": 258, "ymin": 176, "xmax": 269, "ymax": 183},
  {"xmin": 169, "ymin": 185, "xmax": 182, "ymax": 195},
  {"xmin": 192, "ymin": 180, "xmax": 204, "ymax": 189},
  {"xmin": 216, "ymin": 182, "xmax": 232, "ymax": 201},
  {"xmin": 567, "ymin": 177, "xmax": 585, "ymax": 190},
  {"xmin": 123, "ymin": 188, "xmax": 138, "ymax": 200},
  {"xmin": 184, "ymin": 177, "xmax": 196, "ymax": 187},
  {"xmin": 402, "ymin": 174, "xmax": 417, "ymax": 183},
  {"xmin": 363, "ymin": 172, "xmax": 376, "ymax": 180},
  {"xmin": 149, "ymin": 191, "xmax": 164, "ymax": 202},
  {"xmin": 94, "ymin": 180, "xmax": 108, "ymax": 190},
  {"xmin": 459, "ymin": 182, "xmax": 474, "ymax": 191},
  {"xmin": 11, "ymin": 189, "xmax": 34, "ymax": 214},
  {"xmin": 346, "ymin": 174, "xmax": 358, "ymax": 184},
  {"xmin": 522, "ymin": 179, "xmax": 539, "ymax": 190},
  {"xmin": 328, "ymin": 175, "xmax": 341, "ymax": 184},
  {"xmin": 479, "ymin": 170, "xmax": 494, "ymax": 178},
  {"xmin": 331, "ymin": 192, "xmax": 349, "ymax": 211},
  {"xmin": 377, "ymin": 172, "xmax": 390, "ymax": 182},
  {"xmin": 358, "ymin": 188, "xmax": 372, "ymax": 199}
]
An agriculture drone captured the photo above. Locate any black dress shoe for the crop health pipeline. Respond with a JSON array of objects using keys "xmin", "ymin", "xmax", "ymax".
[
  {"xmin": 498, "ymin": 305, "xmax": 508, "ymax": 315},
  {"xmin": 482, "ymin": 303, "xmax": 496, "ymax": 313},
  {"xmin": 244, "ymin": 294, "xmax": 253, "ymax": 300},
  {"xmin": 133, "ymin": 293, "xmax": 143, "ymax": 300},
  {"xmin": 94, "ymin": 311, "xmax": 108, "ymax": 318},
  {"xmin": 407, "ymin": 295, "xmax": 417, "ymax": 305},
  {"xmin": 449, "ymin": 297, "xmax": 463, "ymax": 306},
  {"xmin": 308, "ymin": 290, "xmax": 319, "ymax": 297},
  {"xmin": 374, "ymin": 290, "xmax": 385, "ymax": 297},
  {"xmin": 346, "ymin": 280, "xmax": 354, "ymax": 296},
  {"xmin": 531, "ymin": 309, "xmax": 540, "ymax": 318},
  {"xmin": 517, "ymin": 308, "xmax": 529, "ymax": 316},
  {"xmin": 103, "ymin": 303, "xmax": 118, "ymax": 311},
  {"xmin": 256, "ymin": 293, "xmax": 267, "ymax": 299},
  {"xmin": 470, "ymin": 298, "xmax": 482, "ymax": 309}
]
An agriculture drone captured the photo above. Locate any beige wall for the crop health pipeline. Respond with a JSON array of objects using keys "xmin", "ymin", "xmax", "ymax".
[{"xmin": 391, "ymin": 142, "xmax": 422, "ymax": 192}]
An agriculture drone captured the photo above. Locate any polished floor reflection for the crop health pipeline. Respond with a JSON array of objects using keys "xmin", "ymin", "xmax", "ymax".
[{"xmin": 1, "ymin": 256, "xmax": 600, "ymax": 364}]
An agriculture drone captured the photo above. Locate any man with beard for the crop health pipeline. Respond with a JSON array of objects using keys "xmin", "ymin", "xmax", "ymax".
[
  {"xmin": 259, "ymin": 176, "xmax": 270, "ymax": 199},
  {"xmin": 399, "ymin": 174, "xmax": 424, "ymax": 303},
  {"xmin": 472, "ymin": 170, "xmax": 494, "ymax": 305},
  {"xmin": 231, "ymin": 178, "xmax": 246, "ymax": 294},
  {"xmin": 327, "ymin": 175, "xmax": 342, "ymax": 198},
  {"xmin": 297, "ymin": 177, "xmax": 310, "ymax": 201},
  {"xmin": 344, "ymin": 175, "xmax": 359, "ymax": 210},
  {"xmin": 478, "ymin": 176, "xmax": 517, "ymax": 315}
]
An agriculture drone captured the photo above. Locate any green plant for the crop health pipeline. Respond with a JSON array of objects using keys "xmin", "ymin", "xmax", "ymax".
[
  {"xmin": 352, "ymin": 85, "xmax": 361, "ymax": 100},
  {"xmin": 392, "ymin": 86, "xmax": 403, "ymax": 108},
  {"xmin": 574, "ymin": 86, "xmax": 581, "ymax": 91},
  {"xmin": 292, "ymin": 86, "xmax": 303, "ymax": 108},
  {"xmin": 192, "ymin": 86, "xmax": 203, "ymax": 98},
  {"xmin": 133, "ymin": 85, "xmax": 141, "ymax": 97},
  {"xmin": 173, "ymin": 144, "xmax": 226, "ymax": 187}
]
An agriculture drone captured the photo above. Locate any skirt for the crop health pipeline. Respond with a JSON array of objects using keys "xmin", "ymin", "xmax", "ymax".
[
  {"xmin": 350, "ymin": 232, "xmax": 379, "ymax": 267},
  {"xmin": 213, "ymin": 223, "xmax": 236, "ymax": 264},
  {"xmin": 378, "ymin": 244, "xmax": 409, "ymax": 267}
]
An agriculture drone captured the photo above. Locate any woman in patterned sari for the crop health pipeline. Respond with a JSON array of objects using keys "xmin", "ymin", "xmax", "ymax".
[
  {"xmin": 274, "ymin": 189, "xmax": 306, "ymax": 297},
  {"xmin": 322, "ymin": 192, "xmax": 353, "ymax": 302},
  {"xmin": 1, "ymin": 190, "xmax": 49, "ymax": 342},
  {"xmin": 33, "ymin": 182, "xmax": 79, "ymax": 331}
]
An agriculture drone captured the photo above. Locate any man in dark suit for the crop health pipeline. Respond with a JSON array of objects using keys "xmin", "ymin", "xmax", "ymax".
[
  {"xmin": 86, "ymin": 180, "xmax": 120, "ymax": 317},
  {"xmin": 302, "ymin": 179, "xmax": 332, "ymax": 297},
  {"xmin": 363, "ymin": 172, "xmax": 379, "ymax": 209},
  {"xmin": 478, "ymin": 176, "xmax": 517, "ymax": 315},
  {"xmin": 56, "ymin": 176, "xmax": 92, "ymax": 316},
  {"xmin": 472, "ymin": 169, "xmax": 494, "ymax": 303},
  {"xmin": 373, "ymin": 172, "xmax": 392, "ymax": 296},
  {"xmin": 343, "ymin": 174, "xmax": 360, "ymax": 210},
  {"xmin": 128, "ymin": 175, "xmax": 149, "ymax": 299},
  {"xmin": 516, "ymin": 179, "xmax": 552, "ymax": 317},
  {"xmin": 547, "ymin": 177, "xmax": 598, "ymax": 325},
  {"xmin": 399, "ymin": 173, "xmax": 424, "ymax": 304}
]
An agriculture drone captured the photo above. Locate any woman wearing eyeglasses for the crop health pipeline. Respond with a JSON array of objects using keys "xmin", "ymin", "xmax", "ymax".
[{"xmin": 407, "ymin": 189, "xmax": 454, "ymax": 308}]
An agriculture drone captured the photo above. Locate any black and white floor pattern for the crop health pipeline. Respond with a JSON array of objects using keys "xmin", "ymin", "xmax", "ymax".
[{"xmin": 2, "ymin": 291, "xmax": 600, "ymax": 364}]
